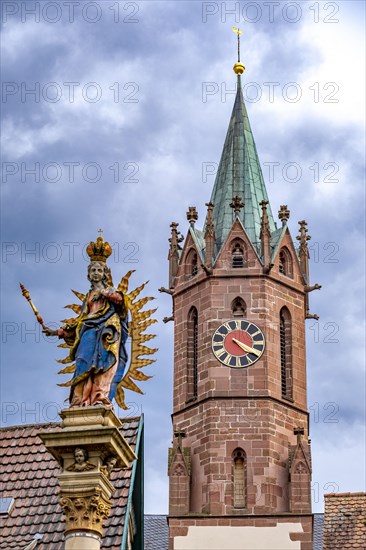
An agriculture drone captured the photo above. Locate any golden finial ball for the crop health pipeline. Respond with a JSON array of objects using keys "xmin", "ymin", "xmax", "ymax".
[{"xmin": 233, "ymin": 62, "xmax": 245, "ymax": 75}]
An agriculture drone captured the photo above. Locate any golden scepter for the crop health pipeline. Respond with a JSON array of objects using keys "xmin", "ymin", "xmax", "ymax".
[{"xmin": 19, "ymin": 283, "xmax": 48, "ymax": 331}]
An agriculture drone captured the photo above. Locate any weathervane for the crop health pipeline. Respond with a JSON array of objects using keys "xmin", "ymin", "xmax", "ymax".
[
  {"xmin": 232, "ymin": 27, "xmax": 245, "ymax": 75},
  {"xmin": 232, "ymin": 26, "xmax": 242, "ymax": 62}
]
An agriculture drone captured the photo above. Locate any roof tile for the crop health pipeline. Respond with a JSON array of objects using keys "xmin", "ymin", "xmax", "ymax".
[
  {"xmin": 144, "ymin": 515, "xmax": 169, "ymax": 550},
  {"xmin": 0, "ymin": 418, "xmax": 141, "ymax": 549},
  {"xmin": 323, "ymin": 493, "xmax": 366, "ymax": 550}
]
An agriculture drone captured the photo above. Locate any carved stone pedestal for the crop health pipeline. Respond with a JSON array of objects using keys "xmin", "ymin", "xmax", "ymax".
[{"xmin": 40, "ymin": 406, "xmax": 136, "ymax": 550}]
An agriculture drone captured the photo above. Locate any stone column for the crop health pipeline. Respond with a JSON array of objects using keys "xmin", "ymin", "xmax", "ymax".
[{"xmin": 40, "ymin": 406, "xmax": 136, "ymax": 550}]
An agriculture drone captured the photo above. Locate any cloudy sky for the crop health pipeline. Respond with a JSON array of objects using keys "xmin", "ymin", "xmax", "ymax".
[{"xmin": 1, "ymin": 0, "xmax": 365, "ymax": 514}]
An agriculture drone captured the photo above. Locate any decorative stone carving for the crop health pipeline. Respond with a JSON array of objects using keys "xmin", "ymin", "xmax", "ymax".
[
  {"xmin": 230, "ymin": 195, "xmax": 244, "ymax": 214},
  {"xmin": 295, "ymin": 461, "xmax": 306, "ymax": 474},
  {"xmin": 60, "ymin": 490, "xmax": 112, "ymax": 536},
  {"xmin": 172, "ymin": 464, "xmax": 185, "ymax": 477},
  {"xmin": 101, "ymin": 456, "xmax": 118, "ymax": 479},
  {"xmin": 40, "ymin": 406, "xmax": 137, "ymax": 547},
  {"xmin": 260, "ymin": 200, "xmax": 272, "ymax": 273},
  {"xmin": 186, "ymin": 206, "xmax": 198, "ymax": 226},
  {"xmin": 168, "ymin": 222, "xmax": 184, "ymax": 288},
  {"xmin": 203, "ymin": 202, "xmax": 215, "ymax": 274},
  {"xmin": 66, "ymin": 447, "xmax": 95, "ymax": 472},
  {"xmin": 278, "ymin": 204, "xmax": 290, "ymax": 226}
]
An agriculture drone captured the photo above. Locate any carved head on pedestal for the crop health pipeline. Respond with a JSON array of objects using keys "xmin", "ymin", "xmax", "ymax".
[
  {"xmin": 101, "ymin": 455, "xmax": 118, "ymax": 479},
  {"xmin": 66, "ymin": 447, "xmax": 95, "ymax": 472},
  {"xmin": 75, "ymin": 447, "xmax": 87, "ymax": 464}
]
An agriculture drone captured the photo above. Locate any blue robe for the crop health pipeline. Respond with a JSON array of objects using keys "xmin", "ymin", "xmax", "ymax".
[{"xmin": 68, "ymin": 291, "xmax": 128, "ymax": 401}]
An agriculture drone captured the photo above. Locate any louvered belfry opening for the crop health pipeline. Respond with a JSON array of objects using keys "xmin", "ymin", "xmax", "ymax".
[
  {"xmin": 191, "ymin": 253, "xmax": 198, "ymax": 276},
  {"xmin": 233, "ymin": 448, "xmax": 247, "ymax": 508},
  {"xmin": 279, "ymin": 250, "xmax": 286, "ymax": 274},
  {"xmin": 193, "ymin": 313, "xmax": 198, "ymax": 398},
  {"xmin": 185, "ymin": 249, "xmax": 198, "ymax": 278},
  {"xmin": 279, "ymin": 247, "xmax": 293, "ymax": 277},
  {"xmin": 187, "ymin": 307, "xmax": 198, "ymax": 401},
  {"xmin": 280, "ymin": 315, "xmax": 287, "ymax": 395},
  {"xmin": 232, "ymin": 242, "xmax": 244, "ymax": 268},
  {"xmin": 280, "ymin": 308, "xmax": 293, "ymax": 400}
]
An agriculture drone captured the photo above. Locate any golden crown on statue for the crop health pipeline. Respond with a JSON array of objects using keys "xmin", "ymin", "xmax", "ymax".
[{"xmin": 86, "ymin": 230, "xmax": 113, "ymax": 263}]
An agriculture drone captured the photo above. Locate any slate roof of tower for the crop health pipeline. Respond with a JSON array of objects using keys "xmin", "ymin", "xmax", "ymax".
[
  {"xmin": 0, "ymin": 417, "xmax": 142, "ymax": 550},
  {"xmin": 144, "ymin": 515, "xmax": 168, "ymax": 549},
  {"xmin": 313, "ymin": 513, "xmax": 324, "ymax": 550},
  {"xmin": 206, "ymin": 74, "xmax": 276, "ymax": 255}
]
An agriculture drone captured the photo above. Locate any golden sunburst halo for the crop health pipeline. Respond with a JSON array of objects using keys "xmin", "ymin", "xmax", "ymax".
[{"xmin": 116, "ymin": 270, "xmax": 158, "ymax": 409}]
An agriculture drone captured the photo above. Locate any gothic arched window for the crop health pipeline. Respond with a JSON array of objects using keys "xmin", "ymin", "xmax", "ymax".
[
  {"xmin": 231, "ymin": 241, "xmax": 245, "ymax": 268},
  {"xmin": 280, "ymin": 307, "xmax": 293, "ymax": 400},
  {"xmin": 279, "ymin": 247, "xmax": 293, "ymax": 277},
  {"xmin": 232, "ymin": 448, "xmax": 247, "ymax": 508},
  {"xmin": 187, "ymin": 307, "xmax": 198, "ymax": 400},
  {"xmin": 191, "ymin": 253, "xmax": 198, "ymax": 276},
  {"xmin": 185, "ymin": 249, "xmax": 198, "ymax": 278},
  {"xmin": 231, "ymin": 297, "xmax": 246, "ymax": 318}
]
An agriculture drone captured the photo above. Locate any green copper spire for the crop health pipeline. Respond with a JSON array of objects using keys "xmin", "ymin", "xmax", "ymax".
[{"xmin": 207, "ymin": 75, "xmax": 276, "ymax": 255}]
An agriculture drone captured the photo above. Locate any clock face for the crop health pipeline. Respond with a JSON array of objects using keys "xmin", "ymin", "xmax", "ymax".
[{"xmin": 212, "ymin": 319, "xmax": 265, "ymax": 368}]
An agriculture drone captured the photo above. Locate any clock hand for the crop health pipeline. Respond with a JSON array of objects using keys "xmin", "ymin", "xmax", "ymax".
[{"xmin": 232, "ymin": 337, "xmax": 261, "ymax": 357}]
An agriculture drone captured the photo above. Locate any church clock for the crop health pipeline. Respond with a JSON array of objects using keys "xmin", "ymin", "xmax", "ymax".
[{"xmin": 212, "ymin": 319, "xmax": 265, "ymax": 368}]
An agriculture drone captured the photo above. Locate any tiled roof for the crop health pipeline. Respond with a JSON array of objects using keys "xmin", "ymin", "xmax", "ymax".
[
  {"xmin": 144, "ymin": 515, "xmax": 168, "ymax": 550},
  {"xmin": 323, "ymin": 492, "xmax": 366, "ymax": 549},
  {"xmin": 0, "ymin": 417, "xmax": 142, "ymax": 550},
  {"xmin": 314, "ymin": 513, "xmax": 324, "ymax": 550}
]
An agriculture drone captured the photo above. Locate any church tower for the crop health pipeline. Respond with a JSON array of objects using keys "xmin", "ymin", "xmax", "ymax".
[{"xmin": 164, "ymin": 35, "xmax": 319, "ymax": 550}]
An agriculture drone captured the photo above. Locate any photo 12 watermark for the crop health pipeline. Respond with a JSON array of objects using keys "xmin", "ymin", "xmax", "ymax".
[
  {"xmin": 202, "ymin": 161, "xmax": 340, "ymax": 185},
  {"xmin": 1, "ymin": 241, "xmax": 140, "ymax": 264},
  {"xmin": 201, "ymin": 2, "xmax": 340, "ymax": 24},
  {"xmin": 1, "ymin": 1, "xmax": 140, "ymax": 24},
  {"xmin": 198, "ymin": 478, "xmax": 339, "ymax": 506},
  {"xmin": 307, "ymin": 321, "xmax": 340, "ymax": 343},
  {"xmin": 1, "ymin": 399, "xmax": 143, "ymax": 424},
  {"xmin": 202, "ymin": 81, "xmax": 340, "ymax": 104},
  {"xmin": 309, "ymin": 401, "xmax": 340, "ymax": 423},
  {"xmin": 2, "ymin": 161, "xmax": 139, "ymax": 184},
  {"xmin": 2, "ymin": 82, "xmax": 139, "ymax": 104}
]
